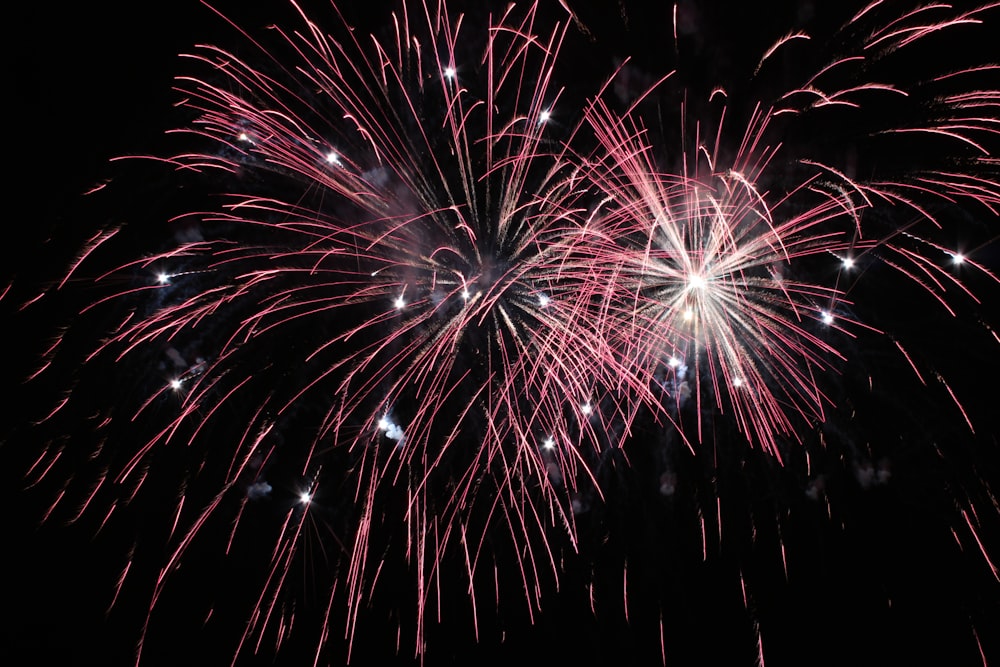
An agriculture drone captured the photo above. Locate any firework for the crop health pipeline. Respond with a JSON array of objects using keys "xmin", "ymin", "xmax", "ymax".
[
  {"xmin": 24, "ymin": 1, "xmax": 642, "ymax": 662},
  {"xmin": 561, "ymin": 3, "xmax": 1000, "ymax": 660},
  {"xmin": 571, "ymin": 0, "xmax": 1000, "ymax": 458},
  {"xmin": 12, "ymin": 0, "xmax": 1000, "ymax": 665}
]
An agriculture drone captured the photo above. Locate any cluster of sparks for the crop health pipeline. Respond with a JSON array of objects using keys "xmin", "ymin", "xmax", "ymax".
[{"xmin": 18, "ymin": 0, "xmax": 1000, "ymax": 664}]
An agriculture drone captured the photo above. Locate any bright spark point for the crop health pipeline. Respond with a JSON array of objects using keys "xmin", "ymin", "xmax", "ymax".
[
  {"xmin": 298, "ymin": 491, "xmax": 312, "ymax": 505},
  {"xmin": 157, "ymin": 273, "xmax": 171, "ymax": 285},
  {"xmin": 842, "ymin": 257, "xmax": 855, "ymax": 269},
  {"xmin": 683, "ymin": 308, "xmax": 694, "ymax": 321},
  {"xmin": 668, "ymin": 356, "xmax": 682, "ymax": 368},
  {"xmin": 537, "ymin": 294, "xmax": 550, "ymax": 308},
  {"xmin": 539, "ymin": 109, "xmax": 551, "ymax": 123},
  {"xmin": 394, "ymin": 295, "xmax": 406, "ymax": 309},
  {"xmin": 170, "ymin": 378, "xmax": 183, "ymax": 391},
  {"xmin": 688, "ymin": 273, "xmax": 706, "ymax": 290},
  {"xmin": 326, "ymin": 151, "xmax": 342, "ymax": 166},
  {"xmin": 461, "ymin": 288, "xmax": 471, "ymax": 300},
  {"xmin": 377, "ymin": 416, "xmax": 390, "ymax": 431},
  {"xmin": 542, "ymin": 436, "xmax": 555, "ymax": 450},
  {"xmin": 821, "ymin": 311, "xmax": 834, "ymax": 325},
  {"xmin": 732, "ymin": 377, "xmax": 743, "ymax": 388},
  {"xmin": 580, "ymin": 402, "xmax": 593, "ymax": 416},
  {"xmin": 952, "ymin": 252, "xmax": 965, "ymax": 265},
  {"xmin": 443, "ymin": 66, "xmax": 455, "ymax": 79},
  {"xmin": 238, "ymin": 132, "xmax": 251, "ymax": 143}
]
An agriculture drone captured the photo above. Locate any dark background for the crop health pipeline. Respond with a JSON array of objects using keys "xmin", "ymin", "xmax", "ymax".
[{"xmin": 5, "ymin": 1, "xmax": 999, "ymax": 666}]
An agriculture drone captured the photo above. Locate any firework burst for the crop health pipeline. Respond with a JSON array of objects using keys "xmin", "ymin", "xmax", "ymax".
[
  {"xmin": 22, "ymin": 1, "xmax": 651, "ymax": 661},
  {"xmin": 571, "ymin": 0, "xmax": 1000, "ymax": 459}
]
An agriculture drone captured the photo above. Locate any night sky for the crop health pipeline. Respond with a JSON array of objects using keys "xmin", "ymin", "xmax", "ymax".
[{"xmin": 5, "ymin": 1, "xmax": 1000, "ymax": 666}]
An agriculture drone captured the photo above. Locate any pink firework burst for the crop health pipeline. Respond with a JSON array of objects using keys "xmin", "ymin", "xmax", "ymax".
[
  {"xmin": 30, "ymin": 1, "xmax": 642, "ymax": 662},
  {"xmin": 569, "ymin": 0, "xmax": 1000, "ymax": 461}
]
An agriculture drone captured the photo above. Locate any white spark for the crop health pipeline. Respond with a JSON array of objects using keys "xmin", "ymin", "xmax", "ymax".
[{"xmin": 378, "ymin": 414, "xmax": 405, "ymax": 442}]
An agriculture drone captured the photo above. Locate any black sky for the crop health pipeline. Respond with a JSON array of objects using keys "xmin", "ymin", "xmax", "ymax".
[{"xmin": 5, "ymin": 2, "xmax": 1000, "ymax": 666}]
